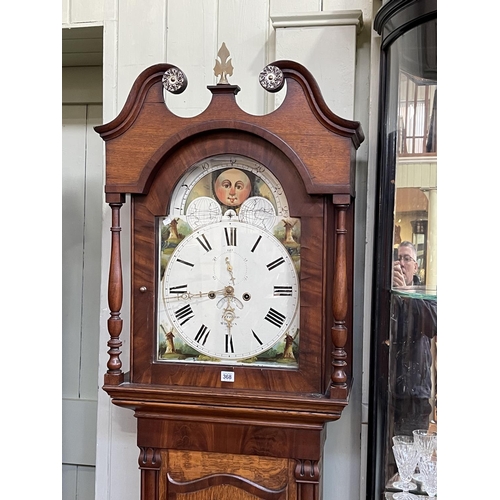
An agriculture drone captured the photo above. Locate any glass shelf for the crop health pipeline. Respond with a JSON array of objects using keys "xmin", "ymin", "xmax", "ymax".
[
  {"xmin": 385, "ymin": 473, "xmax": 433, "ymax": 497},
  {"xmin": 392, "ymin": 286, "xmax": 437, "ymax": 300},
  {"xmin": 385, "ymin": 494, "xmax": 437, "ymax": 500}
]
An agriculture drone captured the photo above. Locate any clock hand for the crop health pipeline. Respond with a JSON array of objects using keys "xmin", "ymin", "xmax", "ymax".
[
  {"xmin": 165, "ymin": 288, "xmax": 226, "ymax": 302},
  {"xmin": 225, "ymin": 256, "xmax": 235, "ymax": 284}
]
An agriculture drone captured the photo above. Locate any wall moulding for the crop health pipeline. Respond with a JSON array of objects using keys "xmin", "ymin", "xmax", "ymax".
[{"xmin": 271, "ymin": 10, "xmax": 364, "ymax": 33}]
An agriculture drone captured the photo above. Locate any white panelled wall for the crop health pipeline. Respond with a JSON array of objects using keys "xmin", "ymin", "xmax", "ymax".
[
  {"xmin": 62, "ymin": 1, "xmax": 381, "ymax": 499},
  {"xmin": 62, "ymin": 65, "xmax": 104, "ymax": 500}
]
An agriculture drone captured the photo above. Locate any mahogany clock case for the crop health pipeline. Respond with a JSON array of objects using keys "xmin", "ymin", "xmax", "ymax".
[{"xmin": 95, "ymin": 59, "xmax": 363, "ymax": 500}]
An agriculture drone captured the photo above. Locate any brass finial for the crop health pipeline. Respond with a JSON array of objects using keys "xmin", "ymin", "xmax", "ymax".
[{"xmin": 213, "ymin": 43, "xmax": 233, "ymax": 84}]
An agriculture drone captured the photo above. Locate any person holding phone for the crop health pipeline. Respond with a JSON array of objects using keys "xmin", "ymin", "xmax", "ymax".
[{"xmin": 393, "ymin": 241, "xmax": 420, "ymax": 287}]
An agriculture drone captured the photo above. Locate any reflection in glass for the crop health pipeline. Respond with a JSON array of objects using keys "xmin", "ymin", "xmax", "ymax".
[
  {"xmin": 391, "ymin": 295, "xmax": 436, "ymax": 432},
  {"xmin": 391, "ymin": 34, "xmax": 437, "ymax": 294},
  {"xmin": 383, "ymin": 292, "xmax": 437, "ymax": 497}
]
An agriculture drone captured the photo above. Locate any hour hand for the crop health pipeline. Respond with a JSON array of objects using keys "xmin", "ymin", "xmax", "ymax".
[{"xmin": 166, "ymin": 287, "xmax": 225, "ymax": 301}]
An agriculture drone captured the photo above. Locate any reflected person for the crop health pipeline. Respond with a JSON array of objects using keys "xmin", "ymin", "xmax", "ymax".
[
  {"xmin": 390, "ymin": 241, "xmax": 435, "ymax": 436},
  {"xmin": 393, "ymin": 241, "xmax": 420, "ymax": 287}
]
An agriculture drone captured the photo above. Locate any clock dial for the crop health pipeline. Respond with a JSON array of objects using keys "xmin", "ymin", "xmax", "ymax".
[
  {"xmin": 158, "ymin": 155, "xmax": 301, "ymax": 366},
  {"xmin": 162, "ymin": 220, "xmax": 299, "ymax": 360}
]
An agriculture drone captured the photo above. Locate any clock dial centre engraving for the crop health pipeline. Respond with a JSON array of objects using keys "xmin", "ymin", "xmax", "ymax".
[{"xmin": 213, "ymin": 250, "xmax": 248, "ymax": 287}]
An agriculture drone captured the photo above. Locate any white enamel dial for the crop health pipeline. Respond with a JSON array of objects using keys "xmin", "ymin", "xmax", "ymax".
[{"xmin": 162, "ymin": 220, "xmax": 299, "ymax": 360}]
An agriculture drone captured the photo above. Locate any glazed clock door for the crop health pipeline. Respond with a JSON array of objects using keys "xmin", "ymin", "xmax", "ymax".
[{"xmin": 128, "ymin": 137, "xmax": 331, "ymax": 395}]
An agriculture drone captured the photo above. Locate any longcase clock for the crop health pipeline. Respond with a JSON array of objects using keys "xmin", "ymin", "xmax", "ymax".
[{"xmin": 95, "ymin": 51, "xmax": 364, "ymax": 500}]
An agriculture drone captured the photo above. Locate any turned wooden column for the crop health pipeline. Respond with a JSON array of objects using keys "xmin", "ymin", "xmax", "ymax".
[
  {"xmin": 104, "ymin": 194, "xmax": 125, "ymax": 385},
  {"xmin": 330, "ymin": 196, "xmax": 350, "ymax": 399}
]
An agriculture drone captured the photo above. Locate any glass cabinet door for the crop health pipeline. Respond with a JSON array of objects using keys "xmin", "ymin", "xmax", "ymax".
[{"xmin": 368, "ymin": 1, "xmax": 437, "ymax": 499}]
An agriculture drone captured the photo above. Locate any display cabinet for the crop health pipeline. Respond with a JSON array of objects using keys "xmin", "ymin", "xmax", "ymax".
[{"xmin": 368, "ymin": 1, "xmax": 437, "ymax": 498}]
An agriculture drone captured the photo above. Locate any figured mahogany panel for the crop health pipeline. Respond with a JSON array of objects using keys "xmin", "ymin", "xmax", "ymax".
[
  {"xmin": 137, "ymin": 416, "xmax": 325, "ymax": 459},
  {"xmin": 167, "ymin": 484, "xmax": 283, "ymax": 500},
  {"xmin": 161, "ymin": 450, "xmax": 294, "ymax": 500}
]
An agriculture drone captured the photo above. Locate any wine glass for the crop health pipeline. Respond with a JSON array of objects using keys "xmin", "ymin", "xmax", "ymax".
[
  {"xmin": 392, "ymin": 435, "xmax": 413, "ymax": 446},
  {"xmin": 392, "ymin": 443, "xmax": 420, "ymax": 499},
  {"xmin": 412, "ymin": 429, "xmax": 437, "ymax": 482},
  {"xmin": 419, "ymin": 455, "xmax": 437, "ymax": 497},
  {"xmin": 412, "ymin": 429, "xmax": 437, "ymax": 458}
]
